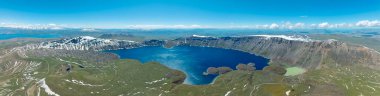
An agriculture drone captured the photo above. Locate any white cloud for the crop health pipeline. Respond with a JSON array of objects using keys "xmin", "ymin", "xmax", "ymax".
[
  {"xmin": 316, "ymin": 22, "xmax": 354, "ymax": 28},
  {"xmin": 300, "ymin": 16, "xmax": 308, "ymax": 18},
  {"xmin": 245, "ymin": 20, "xmax": 380, "ymax": 29},
  {"xmin": 269, "ymin": 23, "xmax": 279, "ymax": 29},
  {"xmin": 252, "ymin": 24, "xmax": 269, "ymax": 29},
  {"xmin": 334, "ymin": 23, "xmax": 354, "ymax": 28},
  {"xmin": 124, "ymin": 24, "xmax": 207, "ymax": 29},
  {"xmin": 294, "ymin": 23, "xmax": 305, "ymax": 28},
  {"xmin": 0, "ymin": 23, "xmax": 65, "ymax": 30},
  {"xmin": 48, "ymin": 23, "xmax": 57, "ymax": 26},
  {"xmin": 228, "ymin": 21, "xmax": 356, "ymax": 29},
  {"xmin": 2, "ymin": 20, "xmax": 380, "ymax": 30},
  {"xmin": 318, "ymin": 22, "xmax": 330, "ymax": 28},
  {"xmin": 280, "ymin": 22, "xmax": 305, "ymax": 29},
  {"xmin": 336, "ymin": 23, "xmax": 346, "ymax": 28},
  {"xmin": 227, "ymin": 25, "xmax": 254, "ymax": 29},
  {"xmin": 282, "ymin": 22, "xmax": 293, "ymax": 29},
  {"xmin": 356, "ymin": 20, "xmax": 380, "ymax": 27}
]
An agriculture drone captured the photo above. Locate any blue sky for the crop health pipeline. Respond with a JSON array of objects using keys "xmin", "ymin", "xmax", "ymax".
[{"xmin": 0, "ymin": 0, "xmax": 380, "ymax": 28}]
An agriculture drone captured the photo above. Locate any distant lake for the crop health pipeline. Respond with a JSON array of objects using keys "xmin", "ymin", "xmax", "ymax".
[
  {"xmin": 105, "ymin": 46, "xmax": 269, "ymax": 85},
  {"xmin": 0, "ymin": 33, "xmax": 60, "ymax": 40}
]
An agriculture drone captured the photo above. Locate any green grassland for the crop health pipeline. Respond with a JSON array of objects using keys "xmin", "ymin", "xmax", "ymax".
[
  {"xmin": 284, "ymin": 67, "xmax": 306, "ymax": 76},
  {"xmin": 10, "ymin": 57, "xmax": 185, "ymax": 96},
  {"xmin": 303, "ymin": 66, "xmax": 380, "ymax": 96}
]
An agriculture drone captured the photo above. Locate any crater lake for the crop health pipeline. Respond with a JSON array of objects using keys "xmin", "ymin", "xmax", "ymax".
[{"xmin": 105, "ymin": 46, "xmax": 269, "ymax": 85}]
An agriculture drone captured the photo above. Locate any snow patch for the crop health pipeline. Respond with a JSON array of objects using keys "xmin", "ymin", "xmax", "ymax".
[
  {"xmin": 224, "ymin": 88, "xmax": 236, "ymax": 96},
  {"xmin": 326, "ymin": 39, "xmax": 338, "ymax": 44},
  {"xmin": 145, "ymin": 78, "xmax": 166, "ymax": 84},
  {"xmin": 285, "ymin": 90, "xmax": 291, "ymax": 96},
  {"xmin": 64, "ymin": 79, "xmax": 103, "ymax": 86},
  {"xmin": 38, "ymin": 78, "xmax": 60, "ymax": 96},
  {"xmin": 224, "ymin": 91, "xmax": 232, "ymax": 96},
  {"xmin": 80, "ymin": 36, "xmax": 96, "ymax": 40}
]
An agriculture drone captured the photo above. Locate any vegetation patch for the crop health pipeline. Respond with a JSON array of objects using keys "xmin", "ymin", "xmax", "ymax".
[{"xmin": 285, "ymin": 67, "xmax": 306, "ymax": 76}]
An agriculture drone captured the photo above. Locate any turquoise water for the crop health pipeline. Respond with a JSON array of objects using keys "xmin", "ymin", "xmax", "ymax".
[
  {"xmin": 105, "ymin": 46, "xmax": 269, "ymax": 85},
  {"xmin": 0, "ymin": 34, "xmax": 60, "ymax": 40}
]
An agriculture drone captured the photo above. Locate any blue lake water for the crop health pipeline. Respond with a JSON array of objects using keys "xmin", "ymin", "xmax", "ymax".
[
  {"xmin": 105, "ymin": 46, "xmax": 269, "ymax": 85},
  {"xmin": 0, "ymin": 34, "xmax": 60, "ymax": 40}
]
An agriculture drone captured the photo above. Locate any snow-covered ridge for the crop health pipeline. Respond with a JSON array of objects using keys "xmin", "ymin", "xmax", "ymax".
[
  {"xmin": 248, "ymin": 35, "xmax": 312, "ymax": 42},
  {"xmin": 3, "ymin": 36, "xmax": 144, "ymax": 54},
  {"xmin": 37, "ymin": 36, "xmax": 139, "ymax": 50}
]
